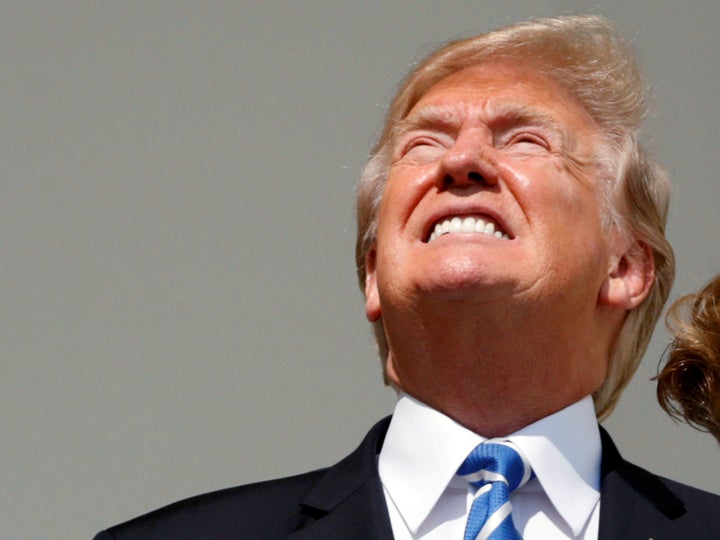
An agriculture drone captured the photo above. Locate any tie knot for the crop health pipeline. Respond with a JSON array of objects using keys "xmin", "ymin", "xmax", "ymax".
[{"xmin": 457, "ymin": 442, "xmax": 532, "ymax": 492}]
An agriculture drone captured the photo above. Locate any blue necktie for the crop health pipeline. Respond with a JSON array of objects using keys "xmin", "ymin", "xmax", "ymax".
[{"xmin": 457, "ymin": 441, "xmax": 533, "ymax": 540}]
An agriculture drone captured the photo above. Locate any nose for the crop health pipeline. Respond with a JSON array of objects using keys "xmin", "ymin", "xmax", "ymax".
[{"xmin": 438, "ymin": 129, "xmax": 499, "ymax": 190}]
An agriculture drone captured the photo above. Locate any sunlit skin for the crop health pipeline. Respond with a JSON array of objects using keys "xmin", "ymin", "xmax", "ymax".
[{"xmin": 364, "ymin": 63, "xmax": 654, "ymax": 437}]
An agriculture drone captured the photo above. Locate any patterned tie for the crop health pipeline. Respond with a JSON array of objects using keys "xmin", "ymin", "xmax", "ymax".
[{"xmin": 457, "ymin": 441, "xmax": 533, "ymax": 540}]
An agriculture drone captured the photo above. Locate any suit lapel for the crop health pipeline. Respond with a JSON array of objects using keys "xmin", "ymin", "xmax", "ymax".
[
  {"xmin": 597, "ymin": 427, "xmax": 687, "ymax": 540},
  {"xmin": 284, "ymin": 418, "xmax": 717, "ymax": 539},
  {"xmin": 287, "ymin": 417, "xmax": 394, "ymax": 540}
]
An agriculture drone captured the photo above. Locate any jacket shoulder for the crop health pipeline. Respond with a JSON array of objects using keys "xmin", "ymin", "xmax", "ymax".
[
  {"xmin": 622, "ymin": 465, "xmax": 720, "ymax": 539},
  {"xmin": 94, "ymin": 416, "xmax": 393, "ymax": 540},
  {"xmin": 658, "ymin": 474, "xmax": 720, "ymax": 521},
  {"xmin": 94, "ymin": 469, "xmax": 327, "ymax": 540},
  {"xmin": 599, "ymin": 427, "xmax": 720, "ymax": 539}
]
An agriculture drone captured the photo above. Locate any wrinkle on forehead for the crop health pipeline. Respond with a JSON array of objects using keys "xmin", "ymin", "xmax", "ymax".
[
  {"xmin": 403, "ymin": 100, "xmax": 566, "ymax": 130},
  {"xmin": 395, "ymin": 62, "xmax": 602, "ymax": 146},
  {"xmin": 392, "ymin": 99, "xmax": 593, "ymax": 166}
]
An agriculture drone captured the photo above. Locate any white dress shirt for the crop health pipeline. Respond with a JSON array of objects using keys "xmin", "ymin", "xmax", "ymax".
[{"xmin": 378, "ymin": 394, "xmax": 602, "ymax": 539}]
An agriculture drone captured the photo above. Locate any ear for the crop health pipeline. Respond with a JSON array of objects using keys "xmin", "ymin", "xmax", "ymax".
[
  {"xmin": 364, "ymin": 243, "xmax": 382, "ymax": 322},
  {"xmin": 599, "ymin": 239, "xmax": 655, "ymax": 310}
]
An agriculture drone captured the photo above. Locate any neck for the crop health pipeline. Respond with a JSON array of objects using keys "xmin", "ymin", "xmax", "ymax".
[{"xmin": 382, "ymin": 298, "xmax": 612, "ymax": 437}]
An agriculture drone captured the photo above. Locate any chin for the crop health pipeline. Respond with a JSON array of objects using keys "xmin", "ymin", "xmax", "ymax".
[{"xmin": 415, "ymin": 268, "xmax": 515, "ymax": 302}]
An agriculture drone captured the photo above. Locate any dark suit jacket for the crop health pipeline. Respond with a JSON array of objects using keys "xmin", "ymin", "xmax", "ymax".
[{"xmin": 95, "ymin": 416, "xmax": 720, "ymax": 539}]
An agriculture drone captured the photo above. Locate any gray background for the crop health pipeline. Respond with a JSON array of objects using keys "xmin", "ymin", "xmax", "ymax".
[{"xmin": 2, "ymin": 2, "xmax": 718, "ymax": 539}]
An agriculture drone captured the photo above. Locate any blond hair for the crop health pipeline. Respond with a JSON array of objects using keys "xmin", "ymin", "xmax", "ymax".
[
  {"xmin": 355, "ymin": 15, "xmax": 675, "ymax": 419},
  {"xmin": 657, "ymin": 275, "xmax": 720, "ymax": 443}
]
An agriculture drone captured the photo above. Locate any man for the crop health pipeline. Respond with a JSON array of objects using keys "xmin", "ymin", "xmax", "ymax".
[{"xmin": 95, "ymin": 15, "xmax": 720, "ymax": 539}]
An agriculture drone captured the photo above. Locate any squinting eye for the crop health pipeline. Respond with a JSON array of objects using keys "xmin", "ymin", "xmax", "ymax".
[
  {"xmin": 396, "ymin": 138, "xmax": 446, "ymax": 163},
  {"xmin": 507, "ymin": 133, "xmax": 548, "ymax": 149},
  {"xmin": 403, "ymin": 138, "xmax": 437, "ymax": 154}
]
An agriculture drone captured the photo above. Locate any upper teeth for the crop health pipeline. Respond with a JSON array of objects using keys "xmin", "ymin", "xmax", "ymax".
[{"xmin": 428, "ymin": 216, "xmax": 509, "ymax": 243}]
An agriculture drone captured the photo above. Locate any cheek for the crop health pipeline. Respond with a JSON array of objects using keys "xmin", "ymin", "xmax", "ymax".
[
  {"xmin": 520, "ymin": 161, "xmax": 601, "ymax": 224},
  {"xmin": 497, "ymin": 160, "xmax": 532, "ymax": 189},
  {"xmin": 378, "ymin": 166, "xmax": 437, "ymax": 232},
  {"xmin": 518, "ymin": 164, "xmax": 606, "ymax": 266}
]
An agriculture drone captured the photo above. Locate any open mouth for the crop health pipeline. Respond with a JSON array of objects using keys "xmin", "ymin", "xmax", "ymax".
[{"xmin": 427, "ymin": 215, "xmax": 511, "ymax": 243}]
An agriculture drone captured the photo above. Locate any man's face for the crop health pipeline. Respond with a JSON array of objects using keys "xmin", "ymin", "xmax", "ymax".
[{"xmin": 365, "ymin": 62, "xmax": 617, "ymax": 322}]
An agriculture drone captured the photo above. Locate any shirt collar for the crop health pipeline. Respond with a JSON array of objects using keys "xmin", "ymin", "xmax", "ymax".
[
  {"xmin": 508, "ymin": 395, "xmax": 601, "ymax": 536},
  {"xmin": 378, "ymin": 394, "xmax": 601, "ymax": 536},
  {"xmin": 378, "ymin": 394, "xmax": 482, "ymax": 534}
]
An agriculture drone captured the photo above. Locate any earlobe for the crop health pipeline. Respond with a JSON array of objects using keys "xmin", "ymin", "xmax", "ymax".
[
  {"xmin": 599, "ymin": 240, "xmax": 655, "ymax": 310},
  {"xmin": 365, "ymin": 245, "xmax": 382, "ymax": 322}
]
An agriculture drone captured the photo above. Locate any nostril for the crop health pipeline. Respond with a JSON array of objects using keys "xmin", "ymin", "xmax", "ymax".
[
  {"xmin": 440, "ymin": 171, "xmax": 488, "ymax": 189},
  {"xmin": 468, "ymin": 171, "xmax": 485, "ymax": 183}
]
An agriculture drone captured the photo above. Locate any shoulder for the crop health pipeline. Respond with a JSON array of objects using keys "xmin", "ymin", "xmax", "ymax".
[
  {"xmin": 93, "ymin": 469, "xmax": 327, "ymax": 540},
  {"xmin": 94, "ymin": 416, "xmax": 393, "ymax": 540},
  {"xmin": 656, "ymin": 474, "xmax": 720, "ymax": 518},
  {"xmin": 599, "ymin": 427, "xmax": 720, "ymax": 538},
  {"xmin": 632, "ymin": 466, "xmax": 720, "ymax": 538}
]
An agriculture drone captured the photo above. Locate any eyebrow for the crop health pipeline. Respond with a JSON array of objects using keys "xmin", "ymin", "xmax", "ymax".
[
  {"xmin": 393, "ymin": 105, "xmax": 463, "ymax": 140},
  {"xmin": 393, "ymin": 102, "xmax": 568, "ymax": 145},
  {"xmin": 491, "ymin": 104, "xmax": 565, "ymax": 133}
]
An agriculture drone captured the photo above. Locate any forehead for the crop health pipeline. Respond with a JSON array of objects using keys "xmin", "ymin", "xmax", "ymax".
[{"xmin": 405, "ymin": 62, "xmax": 597, "ymax": 132}]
